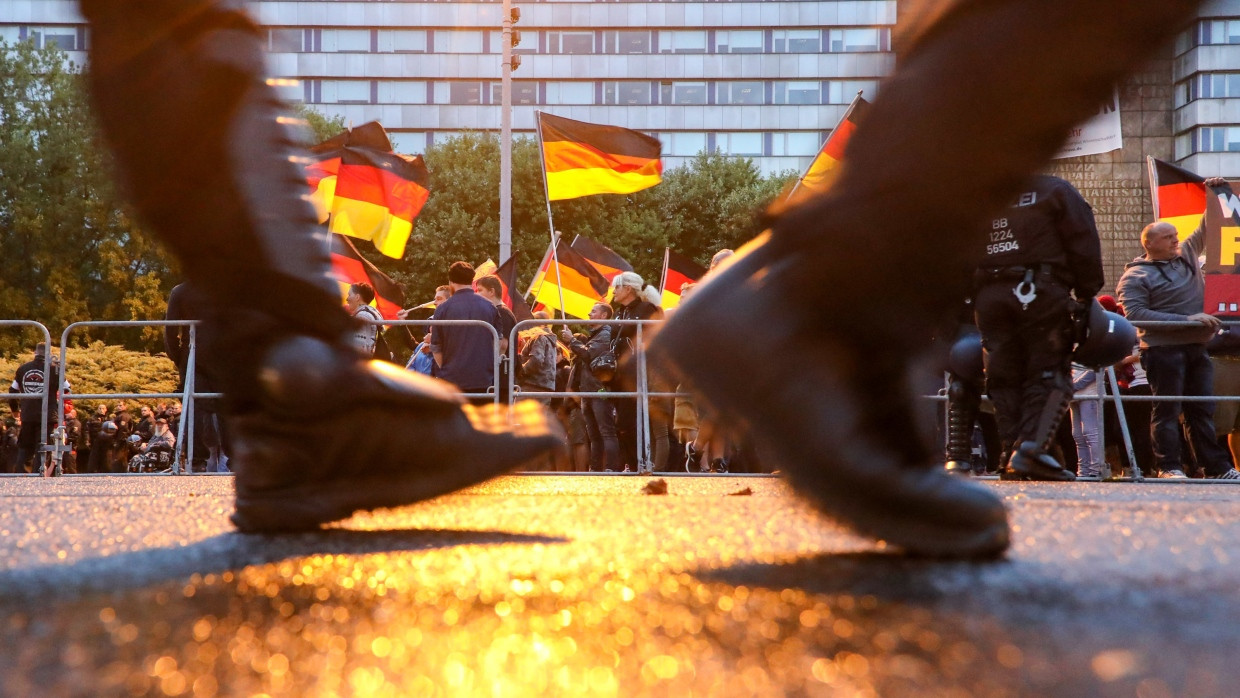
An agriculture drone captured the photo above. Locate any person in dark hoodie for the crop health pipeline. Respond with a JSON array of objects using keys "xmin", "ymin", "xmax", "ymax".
[{"xmin": 1117, "ymin": 197, "xmax": 1240, "ymax": 480}]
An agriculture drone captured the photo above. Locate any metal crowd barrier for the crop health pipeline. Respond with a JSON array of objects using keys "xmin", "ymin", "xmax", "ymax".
[
  {"xmin": 0, "ymin": 321, "xmax": 55, "ymax": 470},
  {"xmin": 12, "ymin": 313, "xmax": 1240, "ymax": 481}
]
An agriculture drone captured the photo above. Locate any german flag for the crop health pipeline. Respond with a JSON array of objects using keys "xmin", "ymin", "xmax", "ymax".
[
  {"xmin": 797, "ymin": 94, "xmax": 870, "ymax": 196},
  {"xmin": 1148, "ymin": 157, "xmax": 1208, "ymax": 240},
  {"xmin": 659, "ymin": 249, "xmax": 706, "ymax": 310},
  {"xmin": 538, "ymin": 112, "xmax": 662, "ymax": 201},
  {"xmin": 529, "ymin": 240, "xmax": 612, "ymax": 319},
  {"xmin": 306, "ymin": 121, "xmax": 430, "ymax": 259},
  {"xmin": 495, "ymin": 255, "xmax": 534, "ymax": 322},
  {"xmin": 473, "ymin": 259, "xmax": 498, "ymax": 280},
  {"xmin": 329, "ymin": 233, "xmax": 405, "ymax": 320},
  {"xmin": 571, "ymin": 234, "xmax": 633, "ymax": 282}
]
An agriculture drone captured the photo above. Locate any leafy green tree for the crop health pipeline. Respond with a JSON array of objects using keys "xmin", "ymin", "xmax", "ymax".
[
  {"xmin": 0, "ymin": 39, "xmax": 176, "ymax": 354},
  {"xmin": 292, "ymin": 103, "xmax": 346, "ymax": 146}
]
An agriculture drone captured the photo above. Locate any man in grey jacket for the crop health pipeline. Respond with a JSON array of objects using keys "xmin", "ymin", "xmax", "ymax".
[{"xmin": 1117, "ymin": 198, "xmax": 1240, "ymax": 480}]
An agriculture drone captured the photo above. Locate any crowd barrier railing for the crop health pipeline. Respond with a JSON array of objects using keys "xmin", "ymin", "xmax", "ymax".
[{"xmin": 1, "ymin": 321, "xmax": 55, "ymax": 470}]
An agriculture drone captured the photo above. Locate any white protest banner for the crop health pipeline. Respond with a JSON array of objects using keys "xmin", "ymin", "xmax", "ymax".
[{"xmin": 1054, "ymin": 87, "xmax": 1122, "ymax": 159}]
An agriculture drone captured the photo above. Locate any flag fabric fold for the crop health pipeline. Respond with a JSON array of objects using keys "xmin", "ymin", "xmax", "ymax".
[
  {"xmin": 659, "ymin": 249, "xmax": 706, "ymax": 310},
  {"xmin": 571, "ymin": 234, "xmax": 633, "ymax": 282},
  {"xmin": 1148, "ymin": 157, "xmax": 1208, "ymax": 240},
  {"xmin": 538, "ymin": 113, "xmax": 662, "ymax": 201},
  {"xmin": 329, "ymin": 233, "xmax": 405, "ymax": 320},
  {"xmin": 529, "ymin": 240, "xmax": 612, "ymax": 319},
  {"xmin": 306, "ymin": 121, "xmax": 431, "ymax": 259}
]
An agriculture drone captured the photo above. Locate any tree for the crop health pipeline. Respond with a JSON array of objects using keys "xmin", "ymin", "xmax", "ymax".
[
  {"xmin": 0, "ymin": 39, "xmax": 177, "ymax": 354},
  {"xmin": 292, "ymin": 103, "xmax": 346, "ymax": 146}
]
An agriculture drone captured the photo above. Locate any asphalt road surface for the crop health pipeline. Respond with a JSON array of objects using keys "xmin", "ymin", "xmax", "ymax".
[{"xmin": 0, "ymin": 474, "xmax": 1237, "ymax": 697}]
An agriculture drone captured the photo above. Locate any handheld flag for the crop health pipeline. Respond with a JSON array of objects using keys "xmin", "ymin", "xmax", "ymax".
[
  {"xmin": 474, "ymin": 259, "xmax": 498, "ymax": 280},
  {"xmin": 329, "ymin": 234, "xmax": 405, "ymax": 319},
  {"xmin": 571, "ymin": 234, "xmax": 633, "ymax": 282},
  {"xmin": 793, "ymin": 93, "xmax": 870, "ymax": 198},
  {"xmin": 529, "ymin": 240, "xmax": 612, "ymax": 319},
  {"xmin": 1148, "ymin": 157, "xmax": 1208, "ymax": 240},
  {"xmin": 538, "ymin": 112, "xmax": 662, "ymax": 201},
  {"xmin": 659, "ymin": 249, "xmax": 706, "ymax": 310},
  {"xmin": 306, "ymin": 121, "xmax": 431, "ymax": 259}
]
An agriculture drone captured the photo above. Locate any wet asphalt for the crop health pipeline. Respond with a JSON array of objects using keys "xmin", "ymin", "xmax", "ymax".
[{"xmin": 0, "ymin": 474, "xmax": 1237, "ymax": 697}]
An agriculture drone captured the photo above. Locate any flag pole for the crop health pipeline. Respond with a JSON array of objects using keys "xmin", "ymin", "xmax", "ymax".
[
  {"xmin": 535, "ymin": 111, "xmax": 567, "ymax": 318},
  {"xmin": 785, "ymin": 89, "xmax": 864, "ymax": 202},
  {"xmin": 658, "ymin": 247, "xmax": 670, "ymax": 295},
  {"xmin": 1146, "ymin": 155, "xmax": 1160, "ymax": 221},
  {"xmin": 523, "ymin": 237, "xmax": 555, "ymax": 300}
]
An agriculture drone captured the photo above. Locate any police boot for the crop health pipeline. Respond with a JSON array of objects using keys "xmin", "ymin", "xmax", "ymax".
[
  {"xmin": 649, "ymin": 234, "xmax": 1010, "ymax": 559},
  {"xmin": 82, "ymin": 1, "xmax": 561, "ymax": 532},
  {"xmin": 944, "ymin": 377, "xmax": 981, "ymax": 476},
  {"xmin": 1006, "ymin": 388, "xmax": 1076, "ymax": 482}
]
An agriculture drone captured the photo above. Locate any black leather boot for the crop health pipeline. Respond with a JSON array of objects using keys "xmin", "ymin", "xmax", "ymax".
[
  {"xmin": 649, "ymin": 239, "xmax": 1010, "ymax": 558},
  {"xmin": 81, "ymin": 1, "xmax": 561, "ymax": 531}
]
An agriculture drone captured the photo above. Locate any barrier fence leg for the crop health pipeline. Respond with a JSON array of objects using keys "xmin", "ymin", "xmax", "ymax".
[{"xmin": 1106, "ymin": 366, "xmax": 1141, "ymax": 482}]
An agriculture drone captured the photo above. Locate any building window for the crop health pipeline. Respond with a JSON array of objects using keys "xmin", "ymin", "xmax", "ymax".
[
  {"xmin": 546, "ymin": 82, "xmax": 594, "ymax": 105},
  {"xmin": 715, "ymin": 30, "xmax": 763, "ymax": 54},
  {"xmin": 718, "ymin": 82, "xmax": 765, "ymax": 105},
  {"xmin": 612, "ymin": 30, "xmax": 650, "ymax": 54},
  {"xmin": 716, "ymin": 132, "xmax": 764, "ymax": 157},
  {"xmin": 389, "ymin": 132, "xmax": 428, "ymax": 155},
  {"xmin": 660, "ymin": 132, "xmax": 708, "ymax": 157},
  {"xmin": 604, "ymin": 82, "xmax": 652, "ymax": 106},
  {"xmin": 490, "ymin": 81, "xmax": 538, "ymax": 105},
  {"xmin": 1198, "ymin": 126, "xmax": 1240, "ymax": 152},
  {"xmin": 827, "ymin": 80, "xmax": 879, "ymax": 104},
  {"xmin": 771, "ymin": 131, "xmax": 823, "ymax": 157},
  {"xmin": 268, "ymin": 29, "xmax": 303, "ymax": 53},
  {"xmin": 658, "ymin": 31, "xmax": 707, "ymax": 54},
  {"xmin": 432, "ymin": 131, "xmax": 464, "ymax": 145},
  {"xmin": 1198, "ymin": 73, "xmax": 1240, "ymax": 99},
  {"xmin": 772, "ymin": 29, "xmax": 821, "ymax": 54},
  {"xmin": 1199, "ymin": 19, "xmax": 1240, "ymax": 45},
  {"xmin": 378, "ymin": 30, "xmax": 427, "ymax": 53},
  {"xmin": 321, "ymin": 29, "xmax": 370, "ymax": 53},
  {"xmin": 659, "ymin": 82, "xmax": 707, "ymax": 105},
  {"xmin": 774, "ymin": 81, "xmax": 821, "ymax": 105},
  {"xmin": 377, "ymin": 81, "xmax": 428, "ymax": 105},
  {"xmin": 1175, "ymin": 132, "xmax": 1194, "ymax": 160},
  {"xmin": 435, "ymin": 30, "xmax": 483, "ymax": 54},
  {"xmin": 322, "ymin": 80, "xmax": 371, "ymax": 104},
  {"xmin": 439, "ymin": 82, "xmax": 483, "ymax": 105},
  {"xmin": 27, "ymin": 26, "xmax": 80, "ymax": 51},
  {"xmin": 1174, "ymin": 80, "xmax": 1192, "ymax": 109},
  {"xmin": 547, "ymin": 31, "xmax": 594, "ymax": 55},
  {"xmin": 828, "ymin": 28, "xmax": 888, "ymax": 53}
]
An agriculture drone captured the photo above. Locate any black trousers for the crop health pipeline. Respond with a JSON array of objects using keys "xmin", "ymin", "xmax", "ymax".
[{"xmin": 975, "ymin": 279, "xmax": 1075, "ymax": 451}]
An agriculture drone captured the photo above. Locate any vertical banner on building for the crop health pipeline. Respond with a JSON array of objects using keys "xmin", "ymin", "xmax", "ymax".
[{"xmin": 1053, "ymin": 87, "xmax": 1122, "ymax": 159}]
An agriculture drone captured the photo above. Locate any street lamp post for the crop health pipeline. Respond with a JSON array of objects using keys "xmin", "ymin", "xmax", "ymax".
[{"xmin": 499, "ymin": 1, "xmax": 521, "ymax": 264}]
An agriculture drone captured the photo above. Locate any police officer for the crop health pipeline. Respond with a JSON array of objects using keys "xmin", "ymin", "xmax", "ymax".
[{"xmin": 973, "ymin": 175, "xmax": 1105, "ymax": 480}]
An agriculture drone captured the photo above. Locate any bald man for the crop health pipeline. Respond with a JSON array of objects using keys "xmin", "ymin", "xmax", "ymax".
[{"xmin": 1117, "ymin": 191, "xmax": 1240, "ymax": 480}]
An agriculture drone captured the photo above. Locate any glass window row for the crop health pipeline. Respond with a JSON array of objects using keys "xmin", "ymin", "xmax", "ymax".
[
  {"xmin": 293, "ymin": 78, "xmax": 878, "ymax": 106},
  {"xmin": 1175, "ymin": 72, "xmax": 1240, "ymax": 107},
  {"xmin": 387, "ymin": 129, "xmax": 830, "ymax": 159},
  {"xmin": 0, "ymin": 25, "xmax": 85, "ymax": 51},
  {"xmin": 1177, "ymin": 126, "xmax": 1240, "ymax": 157},
  {"xmin": 267, "ymin": 26, "xmax": 890, "ymax": 55}
]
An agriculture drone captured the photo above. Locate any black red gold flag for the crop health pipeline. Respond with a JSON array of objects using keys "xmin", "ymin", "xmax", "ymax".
[
  {"xmin": 306, "ymin": 121, "xmax": 430, "ymax": 259},
  {"xmin": 329, "ymin": 233, "xmax": 405, "ymax": 319},
  {"xmin": 538, "ymin": 112, "xmax": 662, "ymax": 201},
  {"xmin": 1148, "ymin": 157, "xmax": 1208, "ymax": 240},
  {"xmin": 494, "ymin": 255, "xmax": 534, "ymax": 322},
  {"xmin": 571, "ymin": 234, "xmax": 633, "ymax": 282},
  {"xmin": 529, "ymin": 240, "xmax": 612, "ymax": 319},
  {"xmin": 796, "ymin": 93, "xmax": 870, "ymax": 196},
  {"xmin": 658, "ymin": 249, "xmax": 706, "ymax": 310}
]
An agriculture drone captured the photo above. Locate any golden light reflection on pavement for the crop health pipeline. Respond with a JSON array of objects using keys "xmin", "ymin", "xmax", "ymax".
[{"xmin": 0, "ymin": 476, "xmax": 1235, "ymax": 696}]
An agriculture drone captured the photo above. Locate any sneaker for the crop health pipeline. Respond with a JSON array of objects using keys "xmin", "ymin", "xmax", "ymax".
[
  {"xmin": 1158, "ymin": 469, "xmax": 1188, "ymax": 479},
  {"xmin": 711, "ymin": 458, "xmax": 729, "ymax": 474},
  {"xmin": 1207, "ymin": 468, "xmax": 1240, "ymax": 480},
  {"xmin": 684, "ymin": 443, "xmax": 699, "ymax": 473}
]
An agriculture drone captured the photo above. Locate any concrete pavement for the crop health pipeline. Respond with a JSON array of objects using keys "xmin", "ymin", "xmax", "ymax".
[{"xmin": 0, "ymin": 475, "xmax": 1238, "ymax": 696}]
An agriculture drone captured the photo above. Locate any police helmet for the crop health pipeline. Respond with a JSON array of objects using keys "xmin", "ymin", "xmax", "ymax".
[
  {"xmin": 101, "ymin": 420, "xmax": 118, "ymax": 435},
  {"xmin": 946, "ymin": 328, "xmax": 985, "ymax": 384},
  {"xmin": 1074, "ymin": 299, "xmax": 1137, "ymax": 368}
]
